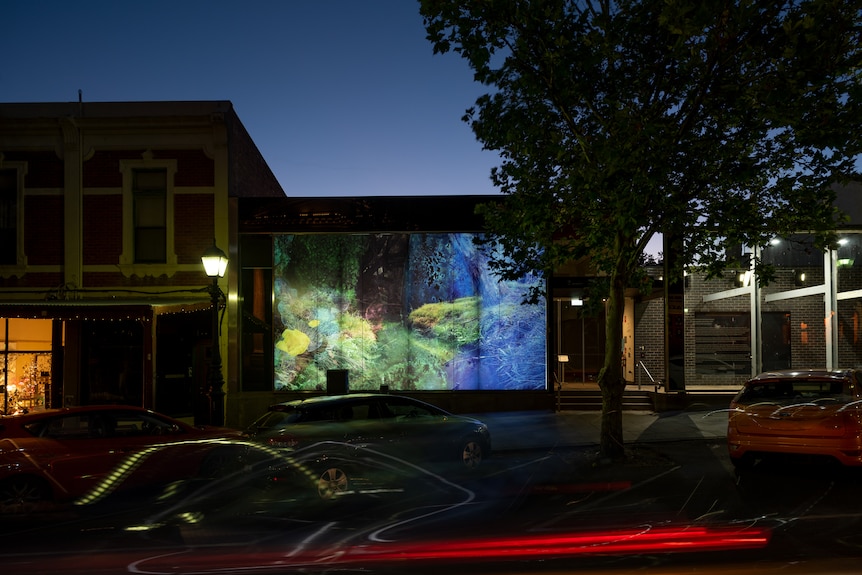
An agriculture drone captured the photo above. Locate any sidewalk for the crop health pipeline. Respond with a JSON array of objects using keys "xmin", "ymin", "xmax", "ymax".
[{"xmin": 472, "ymin": 407, "xmax": 730, "ymax": 452}]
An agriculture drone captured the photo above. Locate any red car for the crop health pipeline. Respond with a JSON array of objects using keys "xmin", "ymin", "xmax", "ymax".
[
  {"xmin": 728, "ymin": 368, "xmax": 862, "ymax": 469},
  {"xmin": 0, "ymin": 405, "xmax": 241, "ymax": 513}
]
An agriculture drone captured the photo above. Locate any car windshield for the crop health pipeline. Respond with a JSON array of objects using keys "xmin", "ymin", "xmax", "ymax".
[{"xmin": 737, "ymin": 379, "xmax": 853, "ymax": 404}]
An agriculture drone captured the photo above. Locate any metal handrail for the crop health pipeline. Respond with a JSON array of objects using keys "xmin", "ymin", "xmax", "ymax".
[{"xmin": 638, "ymin": 361, "xmax": 663, "ymax": 393}]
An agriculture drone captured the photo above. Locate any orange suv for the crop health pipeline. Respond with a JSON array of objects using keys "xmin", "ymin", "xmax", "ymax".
[{"xmin": 727, "ymin": 368, "xmax": 862, "ymax": 469}]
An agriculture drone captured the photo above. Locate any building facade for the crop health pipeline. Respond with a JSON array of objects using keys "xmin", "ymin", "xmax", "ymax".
[
  {"xmin": 0, "ymin": 101, "xmax": 284, "ymax": 420},
  {"xmin": 633, "ymin": 182, "xmax": 862, "ymax": 403},
  {"xmin": 229, "ymin": 196, "xmax": 553, "ymax": 425},
  {"xmin": 3, "ymin": 99, "xmax": 858, "ymax": 426}
]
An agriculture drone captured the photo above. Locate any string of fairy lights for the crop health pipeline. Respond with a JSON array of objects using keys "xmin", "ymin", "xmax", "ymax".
[{"xmin": 0, "ymin": 284, "xmax": 218, "ymax": 321}]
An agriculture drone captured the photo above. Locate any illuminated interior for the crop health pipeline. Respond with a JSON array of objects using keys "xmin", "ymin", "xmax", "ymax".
[{"xmin": 0, "ymin": 318, "xmax": 53, "ymax": 414}]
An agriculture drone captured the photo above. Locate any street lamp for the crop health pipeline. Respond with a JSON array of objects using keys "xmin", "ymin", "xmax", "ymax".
[{"xmin": 198, "ymin": 242, "xmax": 228, "ymax": 426}]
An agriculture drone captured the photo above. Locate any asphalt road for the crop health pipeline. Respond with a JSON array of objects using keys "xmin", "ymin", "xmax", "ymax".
[{"xmin": 3, "ymin": 409, "xmax": 862, "ymax": 574}]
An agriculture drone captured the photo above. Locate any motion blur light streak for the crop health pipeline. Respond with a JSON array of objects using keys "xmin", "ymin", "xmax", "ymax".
[
  {"xmin": 74, "ymin": 445, "xmax": 161, "ymax": 505},
  {"xmin": 352, "ymin": 526, "xmax": 773, "ymax": 562},
  {"xmin": 74, "ymin": 438, "xmax": 237, "ymax": 506},
  {"xmin": 120, "ymin": 526, "xmax": 772, "ymax": 573}
]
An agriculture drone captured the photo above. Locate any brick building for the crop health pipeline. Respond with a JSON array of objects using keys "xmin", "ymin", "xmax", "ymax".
[
  {"xmin": 632, "ymin": 182, "xmax": 862, "ymax": 402},
  {"xmin": 0, "ymin": 101, "xmax": 284, "ymax": 421}
]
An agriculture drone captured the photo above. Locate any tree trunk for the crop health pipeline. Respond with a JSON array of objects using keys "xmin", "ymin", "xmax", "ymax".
[{"xmin": 597, "ymin": 260, "xmax": 627, "ymax": 460}]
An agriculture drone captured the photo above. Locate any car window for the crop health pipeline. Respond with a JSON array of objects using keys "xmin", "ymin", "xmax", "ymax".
[
  {"xmin": 107, "ymin": 411, "xmax": 180, "ymax": 437},
  {"xmin": 339, "ymin": 402, "xmax": 370, "ymax": 421},
  {"xmin": 305, "ymin": 402, "xmax": 370, "ymax": 422},
  {"xmin": 29, "ymin": 414, "xmax": 103, "ymax": 439},
  {"xmin": 366, "ymin": 400, "xmax": 386, "ymax": 419},
  {"xmin": 382, "ymin": 398, "xmax": 436, "ymax": 419},
  {"xmin": 739, "ymin": 379, "xmax": 852, "ymax": 403},
  {"xmin": 297, "ymin": 407, "xmax": 337, "ymax": 422},
  {"xmin": 22, "ymin": 411, "xmax": 180, "ymax": 439}
]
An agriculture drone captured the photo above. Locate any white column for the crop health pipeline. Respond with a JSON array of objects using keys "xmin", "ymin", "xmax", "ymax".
[
  {"xmin": 824, "ymin": 249, "xmax": 838, "ymax": 369},
  {"xmin": 750, "ymin": 246, "xmax": 761, "ymax": 376}
]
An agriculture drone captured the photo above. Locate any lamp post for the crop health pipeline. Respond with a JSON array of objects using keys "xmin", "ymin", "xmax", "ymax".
[{"xmin": 198, "ymin": 243, "xmax": 228, "ymax": 427}]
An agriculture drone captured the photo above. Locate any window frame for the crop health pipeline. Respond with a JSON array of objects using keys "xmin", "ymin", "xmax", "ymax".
[
  {"xmin": 118, "ymin": 158, "xmax": 177, "ymax": 276},
  {"xmin": 131, "ymin": 168, "xmax": 168, "ymax": 263}
]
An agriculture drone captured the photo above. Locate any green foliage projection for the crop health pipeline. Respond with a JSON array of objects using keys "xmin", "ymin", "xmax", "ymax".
[
  {"xmin": 409, "ymin": 297, "xmax": 481, "ymax": 347},
  {"xmin": 273, "ymin": 234, "xmax": 546, "ymax": 392}
]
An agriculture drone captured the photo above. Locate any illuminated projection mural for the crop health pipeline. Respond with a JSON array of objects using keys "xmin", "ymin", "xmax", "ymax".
[{"xmin": 273, "ymin": 233, "xmax": 546, "ymax": 391}]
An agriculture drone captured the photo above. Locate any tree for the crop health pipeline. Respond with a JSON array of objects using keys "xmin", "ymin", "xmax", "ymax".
[{"xmin": 420, "ymin": 0, "xmax": 862, "ymax": 460}]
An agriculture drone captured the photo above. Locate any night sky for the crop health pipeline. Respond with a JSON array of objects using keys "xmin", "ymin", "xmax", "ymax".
[{"xmin": 3, "ymin": 0, "xmax": 501, "ymax": 197}]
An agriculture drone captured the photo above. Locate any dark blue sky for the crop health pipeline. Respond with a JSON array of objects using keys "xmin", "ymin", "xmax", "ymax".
[{"xmin": 3, "ymin": 0, "xmax": 500, "ymax": 197}]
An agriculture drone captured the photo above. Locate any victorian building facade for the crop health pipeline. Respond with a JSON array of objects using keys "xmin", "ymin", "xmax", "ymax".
[{"xmin": 0, "ymin": 100, "xmax": 284, "ymax": 420}]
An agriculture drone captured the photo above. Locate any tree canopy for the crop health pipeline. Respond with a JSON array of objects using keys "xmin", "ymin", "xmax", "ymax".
[{"xmin": 420, "ymin": 0, "xmax": 862, "ymax": 459}]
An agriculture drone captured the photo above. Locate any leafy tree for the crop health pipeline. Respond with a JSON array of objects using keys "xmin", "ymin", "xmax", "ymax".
[{"xmin": 420, "ymin": 0, "xmax": 862, "ymax": 459}]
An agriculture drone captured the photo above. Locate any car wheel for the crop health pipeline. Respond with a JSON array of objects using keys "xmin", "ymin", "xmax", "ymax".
[
  {"xmin": 0, "ymin": 476, "xmax": 53, "ymax": 514},
  {"xmin": 458, "ymin": 436, "xmax": 485, "ymax": 470},
  {"xmin": 316, "ymin": 465, "xmax": 350, "ymax": 501}
]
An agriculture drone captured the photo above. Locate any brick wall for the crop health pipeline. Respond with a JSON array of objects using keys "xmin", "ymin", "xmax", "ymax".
[
  {"xmin": 82, "ymin": 149, "xmax": 214, "ymax": 188},
  {"xmin": 225, "ymin": 112, "xmax": 285, "ymax": 198},
  {"xmin": 84, "ymin": 150, "xmax": 131, "ymax": 187},
  {"xmin": 634, "ymin": 298, "xmax": 665, "ymax": 388},
  {"xmin": 3, "ymin": 150, "xmax": 63, "ymax": 188},
  {"xmin": 174, "ymin": 193, "xmax": 214, "ymax": 264},
  {"xmin": 83, "ymin": 195, "xmax": 122, "ymax": 264},
  {"xmin": 636, "ymin": 263, "xmax": 862, "ymax": 389},
  {"xmin": 24, "ymin": 195, "xmax": 63, "ymax": 266},
  {"xmin": 169, "ymin": 150, "xmax": 214, "ymax": 187}
]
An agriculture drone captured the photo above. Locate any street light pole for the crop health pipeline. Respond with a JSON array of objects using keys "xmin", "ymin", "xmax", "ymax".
[{"xmin": 198, "ymin": 243, "xmax": 228, "ymax": 427}]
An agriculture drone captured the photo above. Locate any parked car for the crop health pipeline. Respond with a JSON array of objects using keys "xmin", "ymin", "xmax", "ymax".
[
  {"xmin": 243, "ymin": 393, "xmax": 492, "ymax": 500},
  {"xmin": 727, "ymin": 368, "xmax": 862, "ymax": 469},
  {"xmin": 0, "ymin": 405, "xmax": 242, "ymax": 513}
]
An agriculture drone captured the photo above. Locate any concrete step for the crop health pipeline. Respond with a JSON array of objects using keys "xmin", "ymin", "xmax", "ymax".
[{"xmin": 555, "ymin": 389, "xmax": 654, "ymax": 411}]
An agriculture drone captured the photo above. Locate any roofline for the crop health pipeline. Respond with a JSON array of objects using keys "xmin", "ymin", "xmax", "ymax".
[{"xmin": 0, "ymin": 100, "xmax": 237, "ymax": 120}]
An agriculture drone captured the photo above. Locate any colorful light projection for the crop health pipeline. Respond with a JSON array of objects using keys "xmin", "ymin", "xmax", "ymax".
[{"xmin": 273, "ymin": 233, "xmax": 546, "ymax": 391}]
